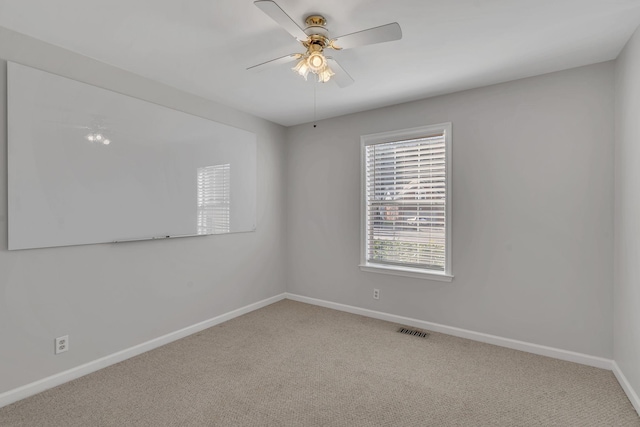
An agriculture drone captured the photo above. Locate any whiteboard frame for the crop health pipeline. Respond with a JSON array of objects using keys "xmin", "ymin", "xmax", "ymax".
[{"xmin": 7, "ymin": 62, "xmax": 257, "ymax": 250}]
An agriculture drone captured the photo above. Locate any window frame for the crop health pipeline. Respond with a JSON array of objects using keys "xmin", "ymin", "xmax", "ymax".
[{"xmin": 360, "ymin": 123, "xmax": 453, "ymax": 282}]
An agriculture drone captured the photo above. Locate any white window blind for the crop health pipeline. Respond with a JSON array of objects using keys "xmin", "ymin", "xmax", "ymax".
[
  {"xmin": 197, "ymin": 164, "xmax": 231, "ymax": 234},
  {"xmin": 363, "ymin": 124, "xmax": 450, "ymax": 276}
]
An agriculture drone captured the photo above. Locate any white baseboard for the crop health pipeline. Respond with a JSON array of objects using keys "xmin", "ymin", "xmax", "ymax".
[
  {"xmin": 612, "ymin": 361, "xmax": 640, "ymax": 415},
  {"xmin": 0, "ymin": 293, "xmax": 286, "ymax": 409},
  {"xmin": 284, "ymin": 293, "xmax": 613, "ymax": 370}
]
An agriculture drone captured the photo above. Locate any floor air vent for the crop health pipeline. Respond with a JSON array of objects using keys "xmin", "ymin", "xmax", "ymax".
[{"xmin": 397, "ymin": 327, "xmax": 429, "ymax": 338}]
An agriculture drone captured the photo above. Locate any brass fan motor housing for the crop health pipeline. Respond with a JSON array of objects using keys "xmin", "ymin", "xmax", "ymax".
[
  {"xmin": 303, "ymin": 34, "xmax": 330, "ymax": 51},
  {"xmin": 302, "ymin": 15, "xmax": 342, "ymax": 51}
]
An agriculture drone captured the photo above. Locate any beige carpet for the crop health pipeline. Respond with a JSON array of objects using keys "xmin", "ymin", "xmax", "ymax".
[{"xmin": 0, "ymin": 299, "xmax": 638, "ymax": 426}]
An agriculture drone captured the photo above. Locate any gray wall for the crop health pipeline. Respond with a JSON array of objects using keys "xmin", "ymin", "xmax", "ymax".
[
  {"xmin": 0, "ymin": 27, "xmax": 287, "ymax": 394},
  {"xmin": 286, "ymin": 62, "xmax": 615, "ymax": 358},
  {"xmin": 615, "ymin": 25, "xmax": 640, "ymax": 401}
]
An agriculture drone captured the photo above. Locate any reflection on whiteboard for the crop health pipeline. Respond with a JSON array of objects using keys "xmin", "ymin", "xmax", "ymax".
[
  {"xmin": 7, "ymin": 62, "xmax": 257, "ymax": 250},
  {"xmin": 197, "ymin": 164, "xmax": 231, "ymax": 235}
]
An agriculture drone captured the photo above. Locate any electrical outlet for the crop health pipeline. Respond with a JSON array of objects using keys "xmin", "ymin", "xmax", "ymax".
[
  {"xmin": 373, "ymin": 289, "xmax": 380, "ymax": 300},
  {"xmin": 55, "ymin": 335, "xmax": 69, "ymax": 354}
]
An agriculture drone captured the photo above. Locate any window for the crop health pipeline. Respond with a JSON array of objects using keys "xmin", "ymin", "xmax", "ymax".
[
  {"xmin": 197, "ymin": 164, "xmax": 231, "ymax": 234},
  {"xmin": 360, "ymin": 123, "xmax": 452, "ymax": 281}
]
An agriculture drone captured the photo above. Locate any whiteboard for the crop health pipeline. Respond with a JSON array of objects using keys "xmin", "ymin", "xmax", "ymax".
[{"xmin": 7, "ymin": 62, "xmax": 257, "ymax": 250}]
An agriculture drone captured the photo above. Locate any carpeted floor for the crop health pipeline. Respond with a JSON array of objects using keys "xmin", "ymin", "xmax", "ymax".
[{"xmin": 1, "ymin": 299, "xmax": 638, "ymax": 426}]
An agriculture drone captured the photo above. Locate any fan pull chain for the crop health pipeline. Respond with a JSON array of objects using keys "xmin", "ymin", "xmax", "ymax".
[{"xmin": 313, "ymin": 81, "xmax": 317, "ymax": 128}]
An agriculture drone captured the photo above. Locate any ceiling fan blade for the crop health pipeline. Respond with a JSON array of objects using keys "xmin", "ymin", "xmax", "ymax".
[
  {"xmin": 326, "ymin": 58, "xmax": 354, "ymax": 88},
  {"xmin": 331, "ymin": 22, "xmax": 402, "ymax": 50},
  {"xmin": 254, "ymin": 0, "xmax": 308, "ymax": 41},
  {"xmin": 247, "ymin": 53, "xmax": 302, "ymax": 72}
]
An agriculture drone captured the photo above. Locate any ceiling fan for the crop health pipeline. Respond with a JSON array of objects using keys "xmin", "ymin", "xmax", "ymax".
[{"xmin": 247, "ymin": 0, "xmax": 402, "ymax": 87}]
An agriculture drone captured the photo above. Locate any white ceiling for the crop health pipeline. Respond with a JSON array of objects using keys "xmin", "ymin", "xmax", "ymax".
[{"xmin": 1, "ymin": 0, "xmax": 640, "ymax": 126}]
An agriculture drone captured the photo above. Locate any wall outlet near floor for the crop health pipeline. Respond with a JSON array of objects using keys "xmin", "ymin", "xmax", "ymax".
[
  {"xmin": 55, "ymin": 335, "xmax": 69, "ymax": 354},
  {"xmin": 373, "ymin": 289, "xmax": 380, "ymax": 300}
]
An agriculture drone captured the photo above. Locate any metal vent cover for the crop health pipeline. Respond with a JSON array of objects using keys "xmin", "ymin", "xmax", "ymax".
[{"xmin": 397, "ymin": 327, "xmax": 430, "ymax": 338}]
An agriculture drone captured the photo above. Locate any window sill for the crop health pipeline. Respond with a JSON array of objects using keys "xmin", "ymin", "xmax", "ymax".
[{"xmin": 359, "ymin": 263, "xmax": 454, "ymax": 282}]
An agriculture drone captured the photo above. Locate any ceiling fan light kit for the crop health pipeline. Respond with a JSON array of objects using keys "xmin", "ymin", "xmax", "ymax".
[
  {"xmin": 250, "ymin": 1, "xmax": 402, "ymax": 87},
  {"xmin": 292, "ymin": 36, "xmax": 335, "ymax": 83}
]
